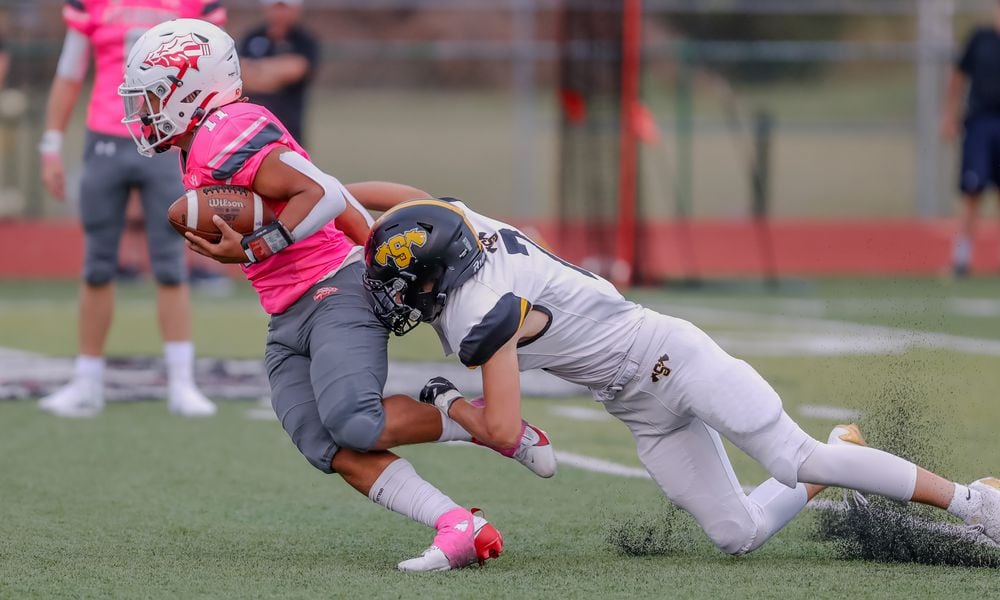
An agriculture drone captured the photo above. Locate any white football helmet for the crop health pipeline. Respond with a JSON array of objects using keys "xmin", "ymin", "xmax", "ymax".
[{"xmin": 118, "ymin": 18, "xmax": 242, "ymax": 156}]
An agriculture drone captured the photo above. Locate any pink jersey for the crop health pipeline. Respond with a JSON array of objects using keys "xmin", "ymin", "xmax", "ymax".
[
  {"xmin": 63, "ymin": 0, "xmax": 226, "ymax": 137},
  {"xmin": 183, "ymin": 102, "xmax": 358, "ymax": 314}
]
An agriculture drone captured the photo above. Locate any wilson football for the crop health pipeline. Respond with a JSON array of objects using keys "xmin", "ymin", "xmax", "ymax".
[{"xmin": 167, "ymin": 185, "xmax": 274, "ymax": 243}]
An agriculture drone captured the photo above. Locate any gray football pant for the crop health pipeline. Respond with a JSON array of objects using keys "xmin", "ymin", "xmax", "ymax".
[
  {"xmin": 265, "ymin": 262, "xmax": 389, "ymax": 473},
  {"xmin": 79, "ymin": 130, "xmax": 186, "ymax": 285}
]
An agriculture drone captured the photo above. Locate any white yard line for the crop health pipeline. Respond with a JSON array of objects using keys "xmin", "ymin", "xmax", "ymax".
[
  {"xmin": 656, "ymin": 303, "xmax": 1000, "ymax": 357},
  {"xmin": 549, "ymin": 406, "xmax": 613, "ymax": 422},
  {"xmin": 798, "ymin": 405, "xmax": 863, "ymax": 421},
  {"xmin": 554, "ymin": 451, "xmax": 651, "ymax": 479}
]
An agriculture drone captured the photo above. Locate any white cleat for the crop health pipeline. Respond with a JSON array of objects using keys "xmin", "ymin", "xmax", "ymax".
[
  {"xmin": 168, "ymin": 382, "xmax": 217, "ymax": 417},
  {"xmin": 397, "ymin": 546, "xmax": 453, "ymax": 572},
  {"xmin": 827, "ymin": 423, "xmax": 867, "ymax": 447},
  {"xmin": 38, "ymin": 379, "xmax": 104, "ymax": 418},
  {"xmin": 512, "ymin": 423, "xmax": 557, "ymax": 479},
  {"xmin": 467, "ymin": 397, "xmax": 556, "ymax": 478},
  {"xmin": 967, "ymin": 477, "xmax": 1000, "ymax": 546}
]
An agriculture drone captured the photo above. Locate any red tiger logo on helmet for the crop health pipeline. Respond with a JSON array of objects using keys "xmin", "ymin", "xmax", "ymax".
[{"xmin": 142, "ymin": 33, "xmax": 211, "ymax": 77}]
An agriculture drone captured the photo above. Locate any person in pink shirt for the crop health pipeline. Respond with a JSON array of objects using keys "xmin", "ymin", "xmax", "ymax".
[
  {"xmin": 119, "ymin": 18, "xmax": 556, "ymax": 571},
  {"xmin": 38, "ymin": 0, "xmax": 226, "ymax": 418}
]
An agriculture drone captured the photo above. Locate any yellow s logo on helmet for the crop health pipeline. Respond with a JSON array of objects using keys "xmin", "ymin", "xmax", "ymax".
[{"xmin": 374, "ymin": 228, "xmax": 428, "ymax": 269}]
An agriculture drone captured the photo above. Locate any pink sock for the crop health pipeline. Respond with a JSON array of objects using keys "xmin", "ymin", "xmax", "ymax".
[{"xmin": 433, "ymin": 507, "xmax": 476, "ymax": 567}]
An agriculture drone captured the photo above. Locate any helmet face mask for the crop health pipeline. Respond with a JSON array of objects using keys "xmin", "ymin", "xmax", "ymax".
[
  {"xmin": 119, "ymin": 80, "xmax": 180, "ymax": 155},
  {"xmin": 363, "ymin": 200, "xmax": 484, "ymax": 336},
  {"xmin": 118, "ymin": 19, "xmax": 243, "ymax": 156},
  {"xmin": 364, "ymin": 272, "xmax": 432, "ymax": 336}
]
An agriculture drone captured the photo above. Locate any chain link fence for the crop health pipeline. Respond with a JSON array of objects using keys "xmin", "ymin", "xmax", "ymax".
[{"xmin": 0, "ymin": 0, "xmax": 994, "ymax": 223}]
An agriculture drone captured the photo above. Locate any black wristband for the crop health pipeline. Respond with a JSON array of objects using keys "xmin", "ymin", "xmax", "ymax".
[{"xmin": 241, "ymin": 220, "xmax": 294, "ymax": 263}]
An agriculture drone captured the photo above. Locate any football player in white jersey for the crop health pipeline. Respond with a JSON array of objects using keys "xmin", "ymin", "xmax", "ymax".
[{"xmin": 361, "ymin": 196, "xmax": 1000, "ymax": 555}]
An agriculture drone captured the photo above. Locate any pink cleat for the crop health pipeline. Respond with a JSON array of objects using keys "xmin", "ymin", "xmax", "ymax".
[
  {"xmin": 397, "ymin": 507, "xmax": 476, "ymax": 572},
  {"xmin": 397, "ymin": 507, "xmax": 504, "ymax": 572},
  {"xmin": 471, "ymin": 507, "xmax": 504, "ymax": 564}
]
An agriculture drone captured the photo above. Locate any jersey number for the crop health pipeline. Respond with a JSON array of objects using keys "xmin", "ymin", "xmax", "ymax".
[{"xmin": 498, "ymin": 229, "xmax": 596, "ymax": 279}]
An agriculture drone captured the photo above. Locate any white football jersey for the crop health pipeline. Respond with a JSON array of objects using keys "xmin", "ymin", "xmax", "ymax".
[{"xmin": 431, "ymin": 201, "xmax": 646, "ymax": 389}]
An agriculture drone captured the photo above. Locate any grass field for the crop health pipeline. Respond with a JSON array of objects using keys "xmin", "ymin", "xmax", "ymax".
[{"xmin": 2, "ymin": 277, "xmax": 1000, "ymax": 598}]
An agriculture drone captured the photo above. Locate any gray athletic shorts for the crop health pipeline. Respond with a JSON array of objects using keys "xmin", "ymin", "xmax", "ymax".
[
  {"xmin": 79, "ymin": 130, "xmax": 186, "ymax": 285},
  {"xmin": 265, "ymin": 261, "xmax": 390, "ymax": 473}
]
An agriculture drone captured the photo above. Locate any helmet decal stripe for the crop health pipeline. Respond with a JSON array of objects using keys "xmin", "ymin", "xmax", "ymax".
[{"xmin": 379, "ymin": 198, "xmax": 482, "ymax": 250}]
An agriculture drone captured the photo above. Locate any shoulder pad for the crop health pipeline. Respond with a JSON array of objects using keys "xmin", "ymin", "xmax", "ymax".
[
  {"xmin": 201, "ymin": 107, "xmax": 285, "ymax": 181},
  {"xmin": 458, "ymin": 292, "xmax": 531, "ymax": 367}
]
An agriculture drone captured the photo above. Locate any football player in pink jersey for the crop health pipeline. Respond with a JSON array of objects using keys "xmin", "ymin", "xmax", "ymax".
[
  {"xmin": 118, "ymin": 18, "xmax": 556, "ymax": 571},
  {"xmin": 38, "ymin": 0, "xmax": 226, "ymax": 418}
]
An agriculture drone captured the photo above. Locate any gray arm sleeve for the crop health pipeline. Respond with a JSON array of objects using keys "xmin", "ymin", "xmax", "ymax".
[
  {"xmin": 56, "ymin": 29, "xmax": 91, "ymax": 81},
  {"xmin": 278, "ymin": 151, "xmax": 348, "ymax": 242}
]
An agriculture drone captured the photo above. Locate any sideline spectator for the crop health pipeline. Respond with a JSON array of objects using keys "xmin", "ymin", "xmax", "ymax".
[
  {"xmin": 240, "ymin": 0, "xmax": 319, "ymax": 143},
  {"xmin": 941, "ymin": 2, "xmax": 1000, "ymax": 277},
  {"xmin": 36, "ymin": 0, "xmax": 223, "ymax": 418}
]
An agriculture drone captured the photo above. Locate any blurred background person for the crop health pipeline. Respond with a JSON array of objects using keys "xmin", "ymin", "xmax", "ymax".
[
  {"xmin": 239, "ymin": 0, "xmax": 319, "ymax": 144},
  {"xmin": 940, "ymin": 0, "xmax": 1000, "ymax": 278},
  {"xmin": 36, "ymin": 0, "xmax": 226, "ymax": 418}
]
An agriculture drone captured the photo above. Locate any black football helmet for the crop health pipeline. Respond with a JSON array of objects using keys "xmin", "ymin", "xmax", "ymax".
[{"xmin": 363, "ymin": 199, "xmax": 485, "ymax": 335}]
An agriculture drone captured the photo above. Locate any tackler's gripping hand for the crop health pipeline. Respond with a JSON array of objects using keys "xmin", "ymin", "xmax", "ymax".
[{"xmin": 420, "ymin": 376, "xmax": 463, "ymax": 415}]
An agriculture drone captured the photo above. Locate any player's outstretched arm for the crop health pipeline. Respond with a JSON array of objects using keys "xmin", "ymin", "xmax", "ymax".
[
  {"xmin": 447, "ymin": 338, "xmax": 524, "ymax": 450},
  {"xmin": 345, "ymin": 181, "xmax": 432, "ymax": 212},
  {"xmin": 334, "ymin": 201, "xmax": 373, "ymax": 245}
]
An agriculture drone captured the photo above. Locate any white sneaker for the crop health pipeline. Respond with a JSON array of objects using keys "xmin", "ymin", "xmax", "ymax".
[
  {"xmin": 828, "ymin": 423, "xmax": 866, "ymax": 447},
  {"xmin": 38, "ymin": 378, "xmax": 104, "ymax": 418},
  {"xmin": 512, "ymin": 424, "xmax": 557, "ymax": 479},
  {"xmin": 967, "ymin": 477, "xmax": 1000, "ymax": 546},
  {"xmin": 168, "ymin": 382, "xmax": 217, "ymax": 417}
]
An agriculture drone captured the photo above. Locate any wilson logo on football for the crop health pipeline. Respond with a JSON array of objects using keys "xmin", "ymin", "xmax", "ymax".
[
  {"xmin": 374, "ymin": 229, "xmax": 427, "ymax": 269},
  {"xmin": 207, "ymin": 199, "xmax": 243, "ymax": 209},
  {"xmin": 313, "ymin": 287, "xmax": 339, "ymax": 302},
  {"xmin": 142, "ymin": 33, "xmax": 211, "ymax": 77}
]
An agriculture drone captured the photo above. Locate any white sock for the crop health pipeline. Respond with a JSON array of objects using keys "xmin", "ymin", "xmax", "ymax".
[
  {"xmin": 367, "ymin": 458, "xmax": 460, "ymax": 528},
  {"xmin": 164, "ymin": 341, "xmax": 195, "ymax": 385},
  {"xmin": 797, "ymin": 443, "xmax": 917, "ymax": 502},
  {"xmin": 947, "ymin": 483, "xmax": 983, "ymax": 522},
  {"xmin": 953, "ymin": 235, "xmax": 972, "ymax": 267},
  {"xmin": 75, "ymin": 355, "xmax": 105, "ymax": 382},
  {"xmin": 438, "ymin": 412, "xmax": 472, "ymax": 442},
  {"xmin": 742, "ymin": 478, "xmax": 810, "ymax": 553}
]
